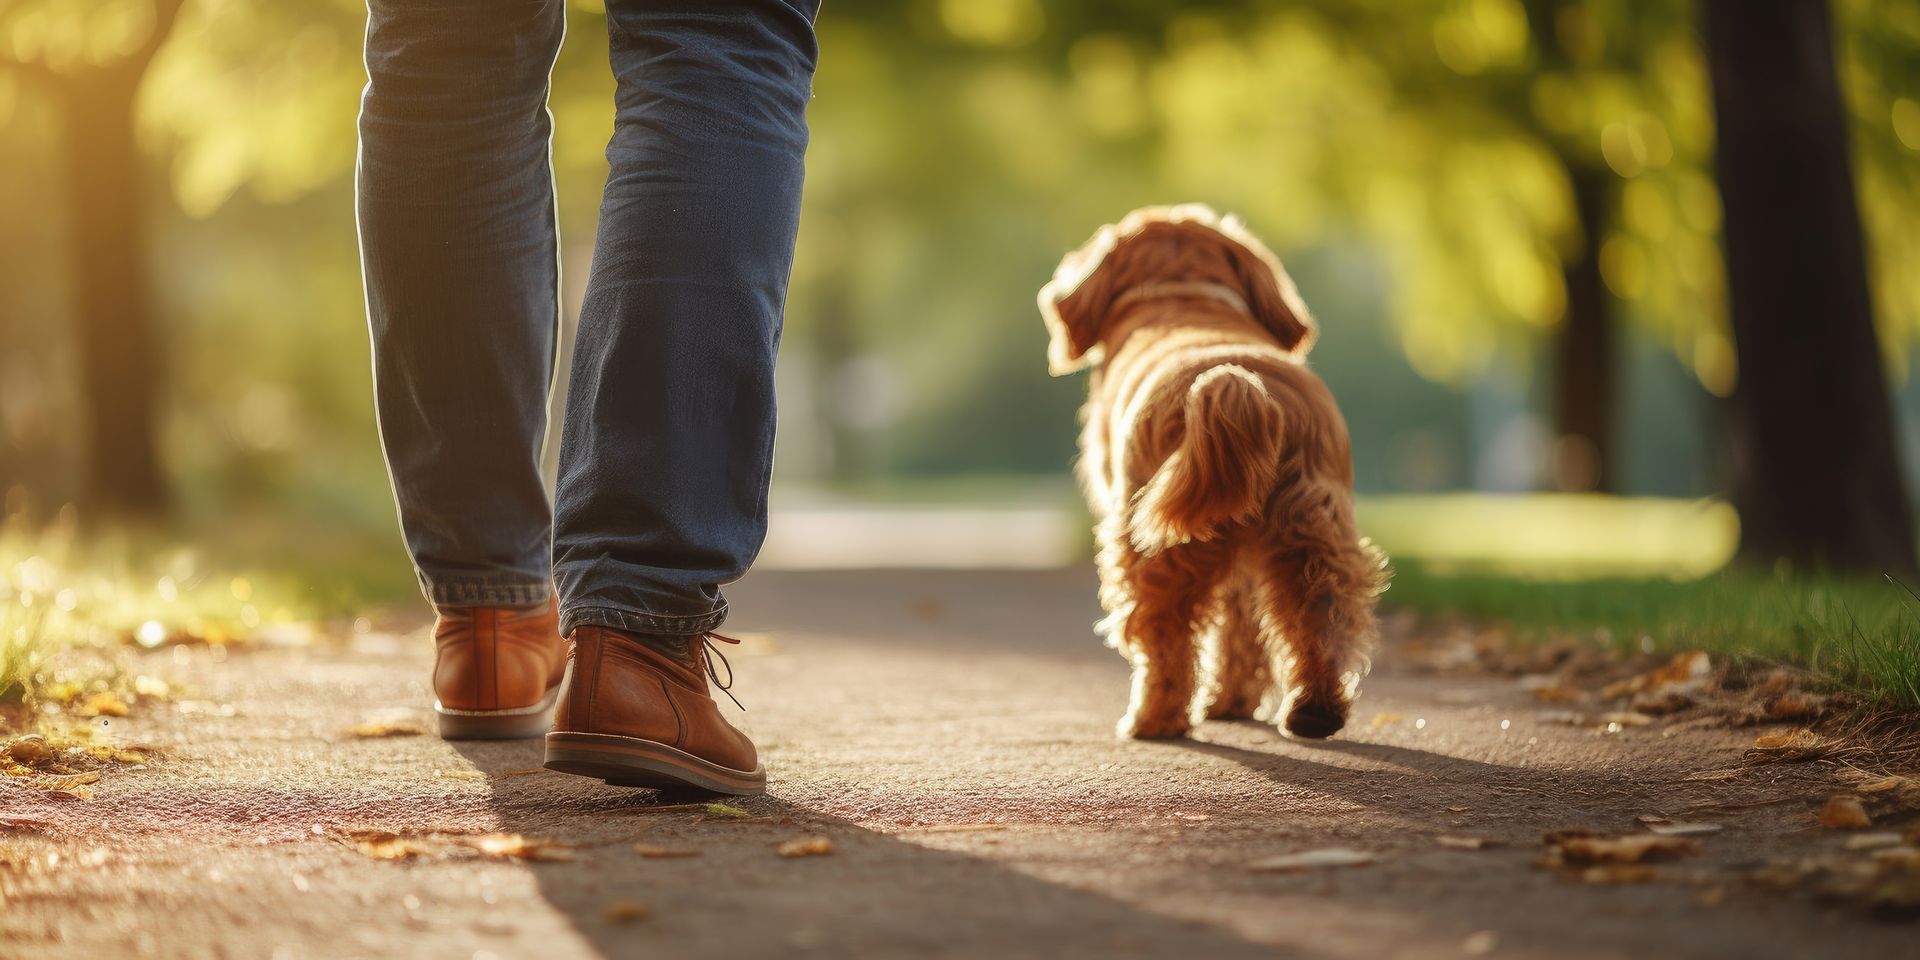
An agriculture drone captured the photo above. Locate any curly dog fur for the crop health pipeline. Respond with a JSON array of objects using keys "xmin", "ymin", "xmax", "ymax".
[{"xmin": 1039, "ymin": 204, "xmax": 1387, "ymax": 740}]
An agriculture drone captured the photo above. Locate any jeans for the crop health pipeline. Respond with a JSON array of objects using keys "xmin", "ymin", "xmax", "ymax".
[{"xmin": 357, "ymin": 0, "xmax": 818, "ymax": 637}]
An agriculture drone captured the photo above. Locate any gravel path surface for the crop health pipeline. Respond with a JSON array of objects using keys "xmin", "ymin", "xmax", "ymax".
[{"xmin": 1, "ymin": 569, "xmax": 1910, "ymax": 959}]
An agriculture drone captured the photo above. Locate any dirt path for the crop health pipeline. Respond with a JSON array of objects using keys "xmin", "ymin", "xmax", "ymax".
[{"xmin": 2, "ymin": 570, "xmax": 1910, "ymax": 959}]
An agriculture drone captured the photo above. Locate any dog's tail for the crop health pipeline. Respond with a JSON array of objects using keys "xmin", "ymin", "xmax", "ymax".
[{"xmin": 1128, "ymin": 364, "xmax": 1286, "ymax": 554}]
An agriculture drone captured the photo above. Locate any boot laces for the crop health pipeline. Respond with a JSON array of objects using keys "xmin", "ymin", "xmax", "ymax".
[{"xmin": 702, "ymin": 633, "xmax": 744, "ymax": 711}]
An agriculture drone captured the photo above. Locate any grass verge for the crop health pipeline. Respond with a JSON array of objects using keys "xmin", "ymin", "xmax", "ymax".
[
  {"xmin": 0, "ymin": 517, "xmax": 410, "ymax": 723},
  {"xmin": 1386, "ymin": 564, "xmax": 1920, "ymax": 710}
]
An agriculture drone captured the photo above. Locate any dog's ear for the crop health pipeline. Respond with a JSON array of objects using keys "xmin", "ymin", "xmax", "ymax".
[
  {"xmin": 1039, "ymin": 206, "xmax": 1316, "ymax": 376},
  {"xmin": 1211, "ymin": 213, "xmax": 1317, "ymax": 355},
  {"xmin": 1038, "ymin": 223, "xmax": 1128, "ymax": 376}
]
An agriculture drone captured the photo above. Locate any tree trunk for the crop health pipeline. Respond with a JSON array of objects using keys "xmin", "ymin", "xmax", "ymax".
[
  {"xmin": 1552, "ymin": 163, "xmax": 1615, "ymax": 493},
  {"xmin": 58, "ymin": 68, "xmax": 169, "ymax": 521},
  {"xmin": 1703, "ymin": 0, "xmax": 1917, "ymax": 576}
]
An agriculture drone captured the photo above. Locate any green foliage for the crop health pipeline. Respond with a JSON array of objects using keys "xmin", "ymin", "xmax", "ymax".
[{"xmin": 1, "ymin": 0, "xmax": 1917, "ymax": 511}]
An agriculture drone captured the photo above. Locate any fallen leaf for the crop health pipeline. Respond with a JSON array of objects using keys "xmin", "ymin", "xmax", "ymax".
[
  {"xmin": 1601, "ymin": 651, "xmax": 1712, "ymax": 701},
  {"xmin": 1844, "ymin": 833, "xmax": 1906, "ymax": 851},
  {"xmin": 1637, "ymin": 816, "xmax": 1724, "ymax": 837},
  {"xmin": 1247, "ymin": 848, "xmax": 1375, "ymax": 872},
  {"xmin": 1630, "ymin": 690, "xmax": 1696, "ymax": 715},
  {"xmin": 703, "ymin": 802, "xmax": 753, "ymax": 819},
  {"xmin": 602, "ymin": 900, "xmax": 651, "ymax": 923},
  {"xmin": 1575, "ymin": 864, "xmax": 1660, "ymax": 884},
  {"xmin": 343, "ymin": 721, "xmax": 426, "ymax": 739},
  {"xmin": 3, "ymin": 736, "xmax": 51, "ymax": 766},
  {"xmin": 1543, "ymin": 829, "xmax": 1701, "ymax": 865},
  {"xmin": 1747, "ymin": 729, "xmax": 1830, "ymax": 763},
  {"xmin": 349, "ymin": 831, "xmax": 435, "ymax": 861},
  {"xmin": 1765, "ymin": 692, "xmax": 1827, "ymax": 722},
  {"xmin": 1436, "ymin": 835, "xmax": 1501, "ymax": 850},
  {"xmin": 1817, "ymin": 795, "xmax": 1872, "ymax": 829},
  {"xmin": 74, "ymin": 693, "xmax": 130, "ymax": 718},
  {"xmin": 777, "ymin": 837, "xmax": 834, "ymax": 858},
  {"xmin": 467, "ymin": 833, "xmax": 574, "ymax": 862},
  {"xmin": 632, "ymin": 844, "xmax": 701, "ymax": 858},
  {"xmin": 52, "ymin": 772, "xmax": 101, "ymax": 790}
]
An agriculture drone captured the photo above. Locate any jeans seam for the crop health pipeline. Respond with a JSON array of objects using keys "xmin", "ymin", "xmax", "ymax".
[{"xmin": 424, "ymin": 577, "xmax": 552, "ymax": 607}]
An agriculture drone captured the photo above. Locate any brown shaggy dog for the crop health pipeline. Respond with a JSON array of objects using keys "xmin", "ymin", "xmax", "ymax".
[{"xmin": 1039, "ymin": 204, "xmax": 1386, "ymax": 740}]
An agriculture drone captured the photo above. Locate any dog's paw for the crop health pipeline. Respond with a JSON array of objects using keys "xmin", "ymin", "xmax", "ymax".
[
  {"xmin": 1116, "ymin": 711, "xmax": 1192, "ymax": 740},
  {"xmin": 1281, "ymin": 701, "xmax": 1348, "ymax": 740}
]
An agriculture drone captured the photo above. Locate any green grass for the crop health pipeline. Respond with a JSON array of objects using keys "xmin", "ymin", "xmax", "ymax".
[
  {"xmin": 0, "ymin": 517, "xmax": 411, "ymax": 717},
  {"xmin": 1385, "ymin": 563, "xmax": 1920, "ymax": 709}
]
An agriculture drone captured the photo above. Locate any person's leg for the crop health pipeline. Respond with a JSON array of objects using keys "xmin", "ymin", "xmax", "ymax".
[
  {"xmin": 358, "ymin": 0, "xmax": 566, "ymax": 606},
  {"xmin": 553, "ymin": 0, "xmax": 820, "ymax": 639}
]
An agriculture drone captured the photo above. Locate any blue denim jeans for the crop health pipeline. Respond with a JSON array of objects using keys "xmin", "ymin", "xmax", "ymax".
[{"xmin": 357, "ymin": 0, "xmax": 818, "ymax": 637}]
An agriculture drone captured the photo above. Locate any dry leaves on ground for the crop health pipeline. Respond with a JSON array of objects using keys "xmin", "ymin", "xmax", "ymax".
[
  {"xmin": 1637, "ymin": 816, "xmax": 1725, "ymax": 837},
  {"xmin": 633, "ymin": 843, "xmax": 701, "ymax": 858},
  {"xmin": 347, "ymin": 830, "xmax": 438, "ymax": 861},
  {"xmin": 1601, "ymin": 651, "xmax": 1712, "ymax": 702},
  {"xmin": 1747, "ymin": 729, "xmax": 1832, "ymax": 764},
  {"xmin": 777, "ymin": 837, "xmax": 834, "ymax": 858},
  {"xmin": 1436, "ymin": 835, "xmax": 1501, "ymax": 850},
  {"xmin": 1541, "ymin": 829, "xmax": 1702, "ymax": 874},
  {"xmin": 74, "ymin": 693, "xmax": 131, "ymax": 718},
  {"xmin": 468, "ymin": 833, "xmax": 574, "ymax": 862},
  {"xmin": 1845, "ymin": 833, "xmax": 1908, "ymax": 851},
  {"xmin": 602, "ymin": 900, "xmax": 651, "ymax": 923},
  {"xmin": 1818, "ymin": 795, "xmax": 1873, "ymax": 829},
  {"xmin": 1749, "ymin": 847, "xmax": 1920, "ymax": 919},
  {"xmin": 340, "ymin": 830, "xmax": 575, "ymax": 863},
  {"xmin": 1247, "ymin": 848, "xmax": 1376, "ymax": 872}
]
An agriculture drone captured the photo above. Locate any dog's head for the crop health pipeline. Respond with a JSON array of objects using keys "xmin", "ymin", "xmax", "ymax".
[{"xmin": 1037, "ymin": 204, "xmax": 1316, "ymax": 375}]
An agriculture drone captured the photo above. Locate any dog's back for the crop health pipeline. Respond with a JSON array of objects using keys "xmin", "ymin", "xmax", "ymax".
[{"xmin": 1082, "ymin": 316, "xmax": 1354, "ymax": 556}]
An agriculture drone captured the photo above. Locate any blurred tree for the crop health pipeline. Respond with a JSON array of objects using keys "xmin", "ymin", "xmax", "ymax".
[
  {"xmin": 1, "ymin": 0, "xmax": 190, "ymax": 521},
  {"xmin": 1703, "ymin": 0, "xmax": 1918, "ymax": 575}
]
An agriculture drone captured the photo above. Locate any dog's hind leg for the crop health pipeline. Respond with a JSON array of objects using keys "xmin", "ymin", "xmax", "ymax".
[
  {"xmin": 1112, "ymin": 544, "xmax": 1225, "ymax": 739},
  {"xmin": 1250, "ymin": 490, "xmax": 1383, "ymax": 739},
  {"xmin": 1200, "ymin": 569, "xmax": 1268, "ymax": 721}
]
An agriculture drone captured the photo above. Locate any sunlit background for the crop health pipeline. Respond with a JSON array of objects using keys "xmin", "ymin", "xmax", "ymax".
[{"xmin": 2, "ymin": 0, "xmax": 1919, "ymax": 597}]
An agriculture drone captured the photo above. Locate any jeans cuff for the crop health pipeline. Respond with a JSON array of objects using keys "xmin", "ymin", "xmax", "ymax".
[
  {"xmin": 562, "ymin": 603, "xmax": 727, "ymax": 639},
  {"xmin": 423, "ymin": 577, "xmax": 552, "ymax": 607}
]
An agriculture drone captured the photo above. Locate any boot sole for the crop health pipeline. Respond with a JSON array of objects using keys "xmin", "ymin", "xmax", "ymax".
[
  {"xmin": 435, "ymin": 674, "xmax": 565, "ymax": 740},
  {"xmin": 544, "ymin": 731, "xmax": 767, "ymax": 796}
]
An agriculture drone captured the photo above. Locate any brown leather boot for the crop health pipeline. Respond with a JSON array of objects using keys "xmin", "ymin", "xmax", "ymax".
[
  {"xmin": 431, "ymin": 599, "xmax": 568, "ymax": 739},
  {"xmin": 544, "ymin": 626, "xmax": 765, "ymax": 795}
]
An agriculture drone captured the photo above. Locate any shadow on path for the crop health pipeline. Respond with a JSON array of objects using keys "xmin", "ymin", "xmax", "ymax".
[{"xmin": 449, "ymin": 739, "xmax": 1305, "ymax": 960}]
